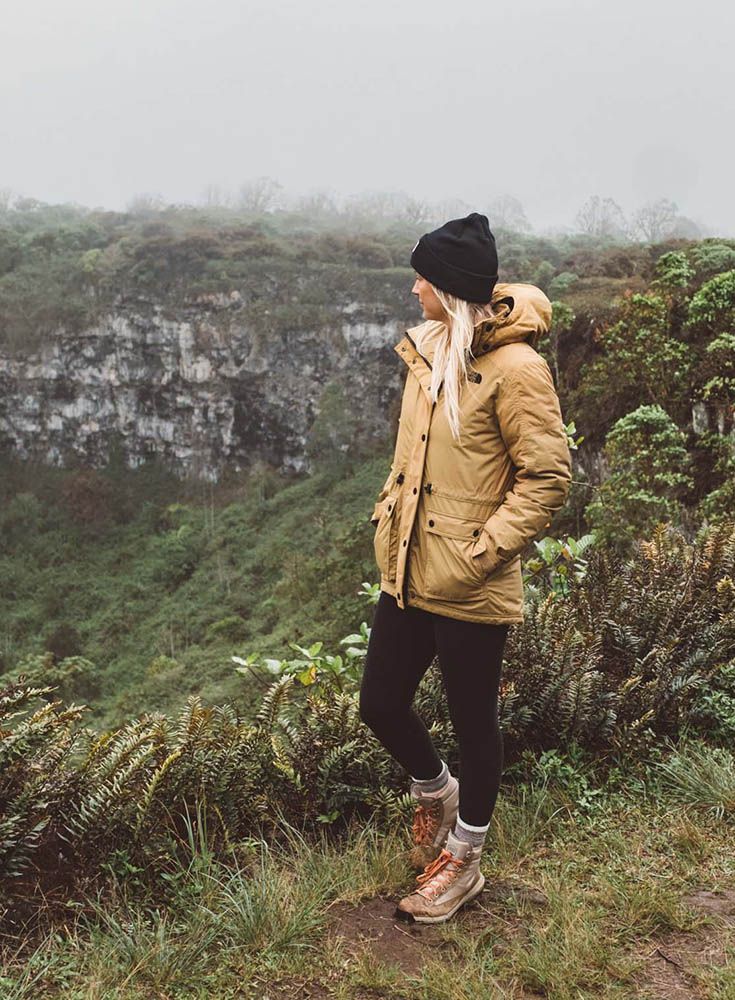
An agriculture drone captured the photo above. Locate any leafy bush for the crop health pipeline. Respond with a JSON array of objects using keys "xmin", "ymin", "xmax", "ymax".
[
  {"xmin": 686, "ymin": 269, "xmax": 735, "ymax": 333},
  {"xmin": 575, "ymin": 293, "xmax": 692, "ymax": 437},
  {"xmin": 688, "ymin": 657, "xmax": 735, "ymax": 741},
  {"xmin": 691, "ymin": 242, "xmax": 735, "ymax": 276},
  {"xmin": 42, "ymin": 623, "xmax": 83, "ymax": 661},
  {"xmin": 522, "ymin": 531, "xmax": 596, "ymax": 599},
  {"xmin": 206, "ymin": 616, "xmax": 249, "ymax": 642},
  {"xmin": 146, "ymin": 655, "xmax": 181, "ymax": 677},
  {"xmin": 1, "ymin": 519, "xmax": 733, "ymax": 926},
  {"xmin": 148, "ymin": 524, "xmax": 206, "ymax": 589},
  {"xmin": 502, "ymin": 519, "xmax": 735, "ymax": 759},
  {"xmin": 0, "ymin": 493, "xmax": 44, "ymax": 548},
  {"xmin": 652, "ymin": 250, "xmax": 694, "ymax": 290},
  {"xmin": 548, "ymin": 271, "xmax": 579, "ymax": 298},
  {"xmin": 586, "ymin": 405, "xmax": 694, "ymax": 549}
]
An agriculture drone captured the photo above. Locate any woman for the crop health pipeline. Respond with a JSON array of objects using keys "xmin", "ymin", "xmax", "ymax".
[{"xmin": 359, "ymin": 213, "xmax": 572, "ymax": 924}]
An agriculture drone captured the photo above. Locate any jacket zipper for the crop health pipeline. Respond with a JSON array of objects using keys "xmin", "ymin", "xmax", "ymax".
[{"xmin": 404, "ymin": 331, "xmax": 433, "ymax": 371}]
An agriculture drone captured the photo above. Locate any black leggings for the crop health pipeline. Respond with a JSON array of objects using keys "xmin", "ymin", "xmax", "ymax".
[{"xmin": 359, "ymin": 590, "xmax": 510, "ymax": 827}]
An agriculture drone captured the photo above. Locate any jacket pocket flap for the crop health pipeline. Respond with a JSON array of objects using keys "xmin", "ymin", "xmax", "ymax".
[
  {"xmin": 425, "ymin": 511, "xmax": 484, "ymax": 540},
  {"xmin": 371, "ymin": 494, "xmax": 397, "ymax": 526}
]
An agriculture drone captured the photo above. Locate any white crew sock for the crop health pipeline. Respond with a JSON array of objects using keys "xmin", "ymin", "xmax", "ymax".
[
  {"xmin": 453, "ymin": 814, "xmax": 490, "ymax": 848},
  {"xmin": 410, "ymin": 759, "xmax": 449, "ymax": 794}
]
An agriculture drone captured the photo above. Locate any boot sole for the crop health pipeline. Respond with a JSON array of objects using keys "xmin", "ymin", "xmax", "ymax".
[{"xmin": 394, "ymin": 873, "xmax": 485, "ymax": 924}]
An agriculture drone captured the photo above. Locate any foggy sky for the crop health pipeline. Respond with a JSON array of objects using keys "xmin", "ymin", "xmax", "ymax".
[{"xmin": 2, "ymin": 0, "xmax": 733, "ymax": 234}]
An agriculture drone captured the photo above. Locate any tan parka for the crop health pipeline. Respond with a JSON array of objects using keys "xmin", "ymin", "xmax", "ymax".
[{"xmin": 370, "ymin": 282, "xmax": 572, "ymax": 624}]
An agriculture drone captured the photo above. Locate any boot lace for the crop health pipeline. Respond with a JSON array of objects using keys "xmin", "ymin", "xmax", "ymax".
[
  {"xmin": 415, "ymin": 847, "xmax": 465, "ymax": 899},
  {"xmin": 412, "ymin": 799, "xmax": 441, "ymax": 845}
]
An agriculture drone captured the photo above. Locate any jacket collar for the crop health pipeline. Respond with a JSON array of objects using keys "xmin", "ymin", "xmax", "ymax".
[
  {"xmin": 393, "ymin": 282, "xmax": 553, "ymax": 365},
  {"xmin": 393, "ymin": 330, "xmax": 436, "ymax": 405}
]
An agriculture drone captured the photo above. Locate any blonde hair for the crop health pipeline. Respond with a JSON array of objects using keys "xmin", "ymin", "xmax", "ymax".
[{"xmin": 412, "ymin": 284, "xmax": 497, "ymax": 441}]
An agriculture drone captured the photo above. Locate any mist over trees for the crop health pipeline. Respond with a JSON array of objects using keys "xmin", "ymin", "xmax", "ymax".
[
  {"xmin": 572, "ymin": 194, "xmax": 704, "ymax": 243},
  {"xmin": 0, "ymin": 179, "xmax": 715, "ymax": 243},
  {"xmin": 194, "ymin": 181, "xmax": 713, "ymax": 241}
]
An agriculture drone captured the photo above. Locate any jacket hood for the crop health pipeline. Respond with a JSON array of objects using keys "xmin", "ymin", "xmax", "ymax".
[
  {"xmin": 405, "ymin": 283, "xmax": 552, "ymax": 362},
  {"xmin": 473, "ymin": 282, "xmax": 552, "ymax": 353}
]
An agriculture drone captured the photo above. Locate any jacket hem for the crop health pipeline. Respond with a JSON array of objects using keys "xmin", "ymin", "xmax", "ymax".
[{"xmin": 379, "ymin": 580, "xmax": 523, "ymax": 625}]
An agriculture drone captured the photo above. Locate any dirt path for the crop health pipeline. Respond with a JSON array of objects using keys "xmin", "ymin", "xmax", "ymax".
[
  {"xmin": 632, "ymin": 888, "xmax": 735, "ymax": 999},
  {"xmin": 325, "ymin": 878, "xmax": 543, "ymax": 978},
  {"xmin": 258, "ymin": 885, "xmax": 735, "ymax": 998},
  {"xmin": 324, "ymin": 884, "xmax": 735, "ymax": 998}
]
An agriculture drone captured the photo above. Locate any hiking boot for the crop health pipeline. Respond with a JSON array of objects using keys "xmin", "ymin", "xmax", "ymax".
[
  {"xmin": 395, "ymin": 830, "xmax": 485, "ymax": 924},
  {"xmin": 409, "ymin": 773, "xmax": 459, "ymax": 871}
]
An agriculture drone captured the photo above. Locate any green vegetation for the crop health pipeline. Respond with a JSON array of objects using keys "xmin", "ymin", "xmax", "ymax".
[
  {"xmin": 2, "ymin": 196, "xmax": 730, "ymax": 358},
  {"xmin": 1, "ymin": 233, "xmax": 733, "ymax": 726},
  {"xmin": 2, "ymin": 208, "xmax": 735, "ymax": 995},
  {"xmin": 2, "ymin": 518, "xmax": 733, "ymax": 929},
  {"xmin": 4, "ymin": 718, "xmax": 735, "ymax": 996},
  {"xmin": 0, "ymin": 453, "xmax": 389, "ymax": 726},
  {"xmin": 586, "ymin": 404, "xmax": 693, "ymax": 547}
]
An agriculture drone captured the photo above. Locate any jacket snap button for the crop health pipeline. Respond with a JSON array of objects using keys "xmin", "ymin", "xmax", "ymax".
[
  {"xmin": 428, "ymin": 519, "xmax": 434, "ymax": 527},
  {"xmin": 473, "ymin": 528, "xmax": 479, "ymax": 536},
  {"xmin": 421, "ymin": 434, "xmax": 426, "ymax": 441},
  {"xmin": 403, "ymin": 539, "xmax": 407, "ymax": 546},
  {"xmin": 387, "ymin": 504, "xmax": 392, "ymax": 511},
  {"xmin": 412, "ymin": 487, "xmax": 417, "ymax": 494}
]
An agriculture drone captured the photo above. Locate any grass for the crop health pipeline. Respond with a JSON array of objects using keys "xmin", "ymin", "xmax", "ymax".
[
  {"xmin": 0, "ymin": 452, "xmax": 391, "ymax": 727},
  {"xmin": 3, "ymin": 752, "xmax": 735, "ymax": 999},
  {"xmin": 653, "ymin": 739, "xmax": 735, "ymax": 818}
]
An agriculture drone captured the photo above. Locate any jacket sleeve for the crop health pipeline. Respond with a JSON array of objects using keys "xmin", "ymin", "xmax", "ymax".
[{"xmin": 472, "ymin": 359, "xmax": 572, "ymax": 576}]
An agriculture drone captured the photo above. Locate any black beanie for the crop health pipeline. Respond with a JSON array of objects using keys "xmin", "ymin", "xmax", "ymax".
[{"xmin": 410, "ymin": 212, "xmax": 498, "ymax": 304}]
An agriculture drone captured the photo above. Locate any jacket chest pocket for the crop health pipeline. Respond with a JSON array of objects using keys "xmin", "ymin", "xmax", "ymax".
[
  {"xmin": 371, "ymin": 493, "xmax": 399, "ymax": 582},
  {"xmin": 423, "ymin": 511, "xmax": 488, "ymax": 602}
]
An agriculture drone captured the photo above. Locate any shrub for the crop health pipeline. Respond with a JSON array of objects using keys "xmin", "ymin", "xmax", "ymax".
[
  {"xmin": 60, "ymin": 469, "xmax": 117, "ymax": 533},
  {"xmin": 0, "ymin": 493, "xmax": 44, "ymax": 548},
  {"xmin": 574, "ymin": 291, "xmax": 692, "ymax": 440},
  {"xmin": 149, "ymin": 524, "xmax": 206, "ymax": 589},
  {"xmin": 586, "ymin": 405, "xmax": 694, "ymax": 549},
  {"xmin": 686, "ymin": 269, "xmax": 735, "ymax": 334},
  {"xmin": 652, "ymin": 250, "xmax": 695, "ymax": 290},
  {"xmin": 548, "ymin": 271, "xmax": 579, "ymax": 299},
  {"xmin": 146, "ymin": 655, "xmax": 181, "ymax": 678},
  {"xmin": 691, "ymin": 242, "xmax": 735, "ymax": 276},
  {"xmin": 44, "ymin": 623, "xmax": 82, "ymax": 661},
  {"xmin": 206, "ymin": 616, "xmax": 249, "ymax": 642},
  {"xmin": 1, "ymin": 519, "xmax": 733, "ymax": 926}
]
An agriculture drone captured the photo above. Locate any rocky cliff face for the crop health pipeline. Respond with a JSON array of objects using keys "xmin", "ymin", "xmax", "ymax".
[{"xmin": 0, "ymin": 294, "xmax": 406, "ymax": 481}]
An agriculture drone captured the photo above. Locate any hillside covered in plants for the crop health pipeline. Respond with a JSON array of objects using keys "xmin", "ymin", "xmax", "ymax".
[
  {"xmin": 1, "ymin": 220, "xmax": 734, "ymax": 720},
  {"xmin": 1, "ymin": 199, "xmax": 733, "ymax": 483},
  {"xmin": 1, "ymin": 207, "xmax": 735, "ymax": 997}
]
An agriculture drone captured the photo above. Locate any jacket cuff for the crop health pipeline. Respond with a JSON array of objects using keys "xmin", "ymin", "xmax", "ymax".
[{"xmin": 471, "ymin": 526, "xmax": 502, "ymax": 577}]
